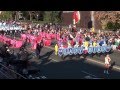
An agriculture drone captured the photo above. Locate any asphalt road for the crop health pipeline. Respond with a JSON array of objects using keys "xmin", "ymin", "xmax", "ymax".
[
  {"xmin": 29, "ymin": 47, "xmax": 120, "ymax": 79},
  {"xmin": 1, "ymin": 42, "xmax": 120, "ymax": 79}
]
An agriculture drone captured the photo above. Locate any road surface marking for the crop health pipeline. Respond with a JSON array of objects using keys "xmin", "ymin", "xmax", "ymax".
[
  {"xmin": 81, "ymin": 70, "xmax": 97, "ymax": 77},
  {"xmin": 87, "ymin": 58, "xmax": 120, "ymax": 71},
  {"xmin": 45, "ymin": 46, "xmax": 120, "ymax": 71},
  {"xmin": 49, "ymin": 58, "xmax": 59, "ymax": 62}
]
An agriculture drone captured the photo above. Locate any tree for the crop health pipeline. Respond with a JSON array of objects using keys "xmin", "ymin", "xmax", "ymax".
[
  {"xmin": 28, "ymin": 11, "xmax": 32, "ymax": 21},
  {"xmin": 0, "ymin": 11, "xmax": 13, "ymax": 20},
  {"xmin": 94, "ymin": 11, "xmax": 120, "ymax": 30},
  {"xmin": 43, "ymin": 11, "xmax": 62, "ymax": 23}
]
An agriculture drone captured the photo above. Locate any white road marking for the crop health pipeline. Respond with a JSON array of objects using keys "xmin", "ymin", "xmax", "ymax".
[
  {"xmin": 81, "ymin": 70, "xmax": 97, "ymax": 77},
  {"xmin": 87, "ymin": 58, "xmax": 120, "ymax": 71},
  {"xmin": 49, "ymin": 58, "xmax": 59, "ymax": 62}
]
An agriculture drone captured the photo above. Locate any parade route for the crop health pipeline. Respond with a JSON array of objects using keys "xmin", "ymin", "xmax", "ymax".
[
  {"xmin": 45, "ymin": 46, "xmax": 120, "ymax": 71},
  {"xmin": 32, "ymin": 46, "xmax": 120, "ymax": 79}
]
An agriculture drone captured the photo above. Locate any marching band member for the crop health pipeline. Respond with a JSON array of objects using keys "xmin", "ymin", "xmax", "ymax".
[
  {"xmin": 55, "ymin": 43, "xmax": 59, "ymax": 55},
  {"xmin": 74, "ymin": 42, "xmax": 79, "ymax": 48},
  {"xmin": 67, "ymin": 40, "xmax": 72, "ymax": 48},
  {"xmin": 104, "ymin": 54, "xmax": 111, "ymax": 74},
  {"xmin": 93, "ymin": 41, "xmax": 97, "ymax": 47}
]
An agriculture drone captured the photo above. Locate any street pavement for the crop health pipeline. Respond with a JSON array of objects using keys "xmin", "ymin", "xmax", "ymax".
[
  {"xmin": 1, "ymin": 41, "xmax": 120, "ymax": 79},
  {"xmin": 30, "ymin": 47, "xmax": 120, "ymax": 79}
]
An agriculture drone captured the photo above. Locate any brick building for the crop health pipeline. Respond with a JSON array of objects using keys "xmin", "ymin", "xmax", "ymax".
[{"xmin": 61, "ymin": 11, "xmax": 101, "ymax": 29}]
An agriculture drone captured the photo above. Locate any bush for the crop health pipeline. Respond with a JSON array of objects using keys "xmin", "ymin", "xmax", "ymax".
[
  {"xmin": 0, "ymin": 11, "xmax": 12, "ymax": 20},
  {"xmin": 43, "ymin": 11, "xmax": 62, "ymax": 23},
  {"xmin": 106, "ymin": 21, "xmax": 120, "ymax": 31},
  {"xmin": 106, "ymin": 22, "xmax": 114, "ymax": 29}
]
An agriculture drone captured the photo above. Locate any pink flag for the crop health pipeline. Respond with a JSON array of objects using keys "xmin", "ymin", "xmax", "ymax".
[{"xmin": 73, "ymin": 11, "xmax": 80, "ymax": 24}]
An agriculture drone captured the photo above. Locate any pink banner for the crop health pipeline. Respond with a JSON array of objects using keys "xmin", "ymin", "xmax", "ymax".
[
  {"xmin": 44, "ymin": 39, "xmax": 51, "ymax": 46},
  {"xmin": 41, "ymin": 32, "xmax": 45, "ymax": 38},
  {"xmin": 46, "ymin": 33, "xmax": 51, "ymax": 40},
  {"xmin": 21, "ymin": 34, "xmax": 26, "ymax": 40},
  {"xmin": 15, "ymin": 41, "xmax": 23, "ymax": 48},
  {"xmin": 10, "ymin": 40, "xmax": 16, "ymax": 48},
  {"xmin": 36, "ymin": 36, "xmax": 42, "ymax": 43},
  {"xmin": 51, "ymin": 34, "xmax": 56, "ymax": 39},
  {"xmin": 56, "ymin": 34, "xmax": 60, "ymax": 40}
]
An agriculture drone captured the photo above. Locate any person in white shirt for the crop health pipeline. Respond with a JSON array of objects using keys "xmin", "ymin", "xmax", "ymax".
[
  {"xmin": 102, "ymin": 41, "xmax": 107, "ymax": 46},
  {"xmin": 74, "ymin": 42, "xmax": 79, "ymax": 48},
  {"xmin": 67, "ymin": 41, "xmax": 72, "ymax": 48},
  {"xmin": 104, "ymin": 54, "xmax": 111, "ymax": 74}
]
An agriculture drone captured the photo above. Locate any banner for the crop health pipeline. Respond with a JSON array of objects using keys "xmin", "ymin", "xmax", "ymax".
[{"xmin": 58, "ymin": 46, "xmax": 112, "ymax": 56}]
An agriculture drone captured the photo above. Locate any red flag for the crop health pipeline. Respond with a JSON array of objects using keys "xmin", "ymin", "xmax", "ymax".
[{"xmin": 73, "ymin": 11, "xmax": 80, "ymax": 24}]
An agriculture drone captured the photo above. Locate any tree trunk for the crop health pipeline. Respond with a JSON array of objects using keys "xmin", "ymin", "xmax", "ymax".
[{"xmin": 15, "ymin": 11, "xmax": 19, "ymax": 21}]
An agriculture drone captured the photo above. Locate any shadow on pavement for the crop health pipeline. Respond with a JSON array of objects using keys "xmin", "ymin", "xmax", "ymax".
[
  {"xmin": 40, "ymin": 50, "xmax": 54, "ymax": 65},
  {"xmin": 39, "ymin": 59, "xmax": 120, "ymax": 79},
  {"xmin": 109, "ymin": 61, "xmax": 116, "ymax": 71}
]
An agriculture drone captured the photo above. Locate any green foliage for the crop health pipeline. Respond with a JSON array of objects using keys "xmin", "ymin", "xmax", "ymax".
[
  {"xmin": 0, "ymin": 11, "xmax": 62, "ymax": 24},
  {"xmin": 44, "ymin": 11, "xmax": 62, "ymax": 23},
  {"xmin": 44, "ymin": 11, "xmax": 51, "ymax": 23},
  {"xmin": 21, "ymin": 11, "xmax": 29, "ymax": 20},
  {"xmin": 0, "ymin": 11, "xmax": 12, "ymax": 20},
  {"xmin": 106, "ymin": 21, "xmax": 120, "ymax": 31},
  {"xmin": 106, "ymin": 22, "xmax": 114, "ymax": 29},
  {"xmin": 114, "ymin": 22, "xmax": 120, "ymax": 30}
]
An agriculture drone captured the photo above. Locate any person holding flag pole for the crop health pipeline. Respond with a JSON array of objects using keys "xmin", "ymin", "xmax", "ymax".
[
  {"xmin": 73, "ymin": 11, "xmax": 80, "ymax": 25},
  {"xmin": 72, "ymin": 11, "xmax": 80, "ymax": 34},
  {"xmin": 91, "ymin": 11, "xmax": 95, "ymax": 33}
]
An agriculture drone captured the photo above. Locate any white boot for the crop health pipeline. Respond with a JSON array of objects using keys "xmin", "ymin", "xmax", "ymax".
[
  {"xmin": 106, "ymin": 70, "xmax": 109, "ymax": 74},
  {"xmin": 104, "ymin": 70, "xmax": 106, "ymax": 73}
]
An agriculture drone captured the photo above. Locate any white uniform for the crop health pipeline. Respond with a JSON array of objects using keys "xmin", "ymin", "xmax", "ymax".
[{"xmin": 105, "ymin": 57, "xmax": 110, "ymax": 65}]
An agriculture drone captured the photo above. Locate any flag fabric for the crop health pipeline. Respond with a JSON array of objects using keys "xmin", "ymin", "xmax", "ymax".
[{"xmin": 73, "ymin": 11, "xmax": 80, "ymax": 24}]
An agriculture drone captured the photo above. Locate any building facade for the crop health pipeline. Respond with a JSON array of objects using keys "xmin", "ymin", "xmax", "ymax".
[{"xmin": 61, "ymin": 11, "xmax": 101, "ymax": 29}]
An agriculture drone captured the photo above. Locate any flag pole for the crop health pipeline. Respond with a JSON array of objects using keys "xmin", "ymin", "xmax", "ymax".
[{"xmin": 91, "ymin": 11, "xmax": 95, "ymax": 29}]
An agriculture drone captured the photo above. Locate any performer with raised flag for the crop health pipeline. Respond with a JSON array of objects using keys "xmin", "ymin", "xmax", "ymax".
[
  {"xmin": 72, "ymin": 11, "xmax": 80, "ymax": 34},
  {"xmin": 73, "ymin": 11, "xmax": 80, "ymax": 25}
]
